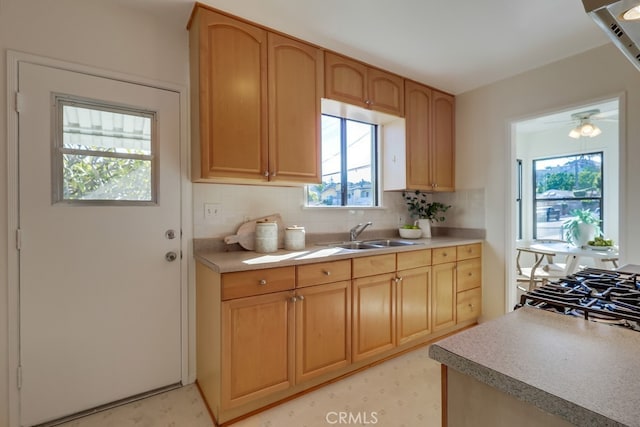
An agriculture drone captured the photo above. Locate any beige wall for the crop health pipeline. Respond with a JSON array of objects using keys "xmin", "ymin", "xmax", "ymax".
[{"xmin": 456, "ymin": 43, "xmax": 639, "ymax": 320}]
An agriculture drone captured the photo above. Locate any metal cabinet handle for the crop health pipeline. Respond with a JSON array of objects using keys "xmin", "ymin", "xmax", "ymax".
[
  {"xmin": 298, "ymin": 295, "xmax": 305, "ymax": 301},
  {"xmin": 259, "ymin": 279, "xmax": 267, "ymax": 286},
  {"xmin": 264, "ymin": 171, "xmax": 270, "ymax": 177},
  {"xmin": 165, "ymin": 252, "xmax": 177, "ymax": 262},
  {"xmin": 290, "ymin": 296, "xmax": 297, "ymax": 302},
  {"xmin": 323, "ymin": 270, "xmax": 331, "ymax": 276}
]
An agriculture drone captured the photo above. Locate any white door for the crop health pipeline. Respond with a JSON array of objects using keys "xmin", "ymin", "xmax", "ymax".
[{"xmin": 18, "ymin": 62, "xmax": 182, "ymax": 426}]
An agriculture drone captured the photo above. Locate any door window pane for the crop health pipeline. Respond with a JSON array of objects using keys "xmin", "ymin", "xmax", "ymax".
[{"xmin": 54, "ymin": 97, "xmax": 156, "ymax": 204}]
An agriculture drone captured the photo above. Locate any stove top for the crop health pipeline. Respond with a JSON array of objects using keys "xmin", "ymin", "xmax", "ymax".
[{"xmin": 517, "ymin": 267, "xmax": 640, "ymax": 330}]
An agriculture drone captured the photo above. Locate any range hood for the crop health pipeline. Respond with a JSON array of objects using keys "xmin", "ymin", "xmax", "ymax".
[{"xmin": 583, "ymin": 0, "xmax": 640, "ymax": 70}]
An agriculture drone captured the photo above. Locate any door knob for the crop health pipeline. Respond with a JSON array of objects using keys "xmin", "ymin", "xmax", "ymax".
[{"xmin": 165, "ymin": 251, "xmax": 178, "ymax": 262}]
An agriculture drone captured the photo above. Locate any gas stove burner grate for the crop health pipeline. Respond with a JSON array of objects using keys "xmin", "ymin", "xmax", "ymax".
[{"xmin": 518, "ymin": 268, "xmax": 640, "ymax": 328}]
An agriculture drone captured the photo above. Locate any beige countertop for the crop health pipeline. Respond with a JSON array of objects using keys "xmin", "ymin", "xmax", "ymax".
[
  {"xmin": 195, "ymin": 236, "xmax": 483, "ymax": 273},
  {"xmin": 429, "ymin": 306, "xmax": 640, "ymax": 427}
]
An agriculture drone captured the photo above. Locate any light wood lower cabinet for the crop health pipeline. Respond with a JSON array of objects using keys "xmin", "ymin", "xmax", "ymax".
[
  {"xmin": 221, "ymin": 291, "xmax": 293, "ymax": 409},
  {"xmin": 432, "ymin": 247, "xmax": 457, "ymax": 331},
  {"xmin": 456, "ymin": 244, "xmax": 482, "ymax": 323},
  {"xmin": 196, "ymin": 243, "xmax": 481, "ymax": 424},
  {"xmin": 397, "ymin": 265, "xmax": 432, "ymax": 345},
  {"xmin": 295, "ymin": 279, "xmax": 351, "ymax": 383},
  {"xmin": 352, "ymin": 272, "xmax": 397, "ymax": 361}
]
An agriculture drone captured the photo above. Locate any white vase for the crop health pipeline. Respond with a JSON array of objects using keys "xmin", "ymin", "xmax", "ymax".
[
  {"xmin": 416, "ymin": 219, "xmax": 432, "ymax": 238},
  {"xmin": 575, "ymin": 223, "xmax": 596, "ymax": 247}
]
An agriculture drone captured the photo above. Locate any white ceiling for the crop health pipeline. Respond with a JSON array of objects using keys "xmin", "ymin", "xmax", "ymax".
[{"xmin": 121, "ymin": 0, "xmax": 611, "ymax": 95}]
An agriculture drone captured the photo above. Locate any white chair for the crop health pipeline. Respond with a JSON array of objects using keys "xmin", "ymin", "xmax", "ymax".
[{"xmin": 516, "ymin": 247, "xmax": 566, "ymax": 292}]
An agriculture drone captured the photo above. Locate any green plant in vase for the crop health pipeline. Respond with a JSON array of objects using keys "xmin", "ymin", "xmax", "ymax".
[
  {"xmin": 402, "ymin": 190, "xmax": 451, "ymax": 238},
  {"xmin": 563, "ymin": 208, "xmax": 601, "ymax": 247}
]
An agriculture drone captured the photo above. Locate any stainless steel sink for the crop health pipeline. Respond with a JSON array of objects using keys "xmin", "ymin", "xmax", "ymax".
[
  {"xmin": 363, "ymin": 239, "xmax": 421, "ymax": 247},
  {"xmin": 318, "ymin": 239, "xmax": 422, "ymax": 250},
  {"xmin": 327, "ymin": 242, "xmax": 381, "ymax": 250}
]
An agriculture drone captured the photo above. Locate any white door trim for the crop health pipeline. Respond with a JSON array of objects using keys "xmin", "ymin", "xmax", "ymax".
[{"xmin": 6, "ymin": 50, "xmax": 192, "ymax": 427}]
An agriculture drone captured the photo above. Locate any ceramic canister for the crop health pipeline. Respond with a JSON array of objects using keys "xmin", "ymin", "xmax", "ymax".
[
  {"xmin": 284, "ymin": 225, "xmax": 305, "ymax": 250},
  {"xmin": 255, "ymin": 220, "xmax": 278, "ymax": 253}
]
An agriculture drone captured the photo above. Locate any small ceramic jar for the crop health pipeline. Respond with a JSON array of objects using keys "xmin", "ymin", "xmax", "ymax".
[
  {"xmin": 255, "ymin": 221, "xmax": 278, "ymax": 253},
  {"xmin": 284, "ymin": 226, "xmax": 305, "ymax": 250}
]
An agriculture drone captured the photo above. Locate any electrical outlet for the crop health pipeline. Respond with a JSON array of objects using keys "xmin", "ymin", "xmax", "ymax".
[{"xmin": 204, "ymin": 203, "xmax": 221, "ymax": 219}]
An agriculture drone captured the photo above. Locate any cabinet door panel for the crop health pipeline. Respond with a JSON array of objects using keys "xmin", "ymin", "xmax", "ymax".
[
  {"xmin": 221, "ymin": 291, "xmax": 293, "ymax": 409},
  {"xmin": 368, "ymin": 68, "xmax": 404, "ymax": 116},
  {"xmin": 405, "ymin": 80, "xmax": 432, "ymax": 190},
  {"xmin": 397, "ymin": 266, "xmax": 431, "ymax": 345},
  {"xmin": 268, "ymin": 33, "xmax": 322, "ymax": 182},
  {"xmin": 324, "ymin": 52, "xmax": 368, "ymax": 109},
  {"xmin": 197, "ymin": 10, "xmax": 268, "ymax": 179},
  {"xmin": 432, "ymin": 90, "xmax": 455, "ymax": 191},
  {"xmin": 432, "ymin": 262, "xmax": 456, "ymax": 331},
  {"xmin": 352, "ymin": 273, "xmax": 396, "ymax": 361},
  {"xmin": 295, "ymin": 281, "xmax": 351, "ymax": 383}
]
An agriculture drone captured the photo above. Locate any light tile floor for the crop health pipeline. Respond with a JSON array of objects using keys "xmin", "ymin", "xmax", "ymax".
[{"xmin": 57, "ymin": 345, "xmax": 441, "ymax": 427}]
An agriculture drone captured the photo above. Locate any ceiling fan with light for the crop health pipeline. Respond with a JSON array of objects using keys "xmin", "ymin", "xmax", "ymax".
[{"xmin": 568, "ymin": 109, "xmax": 603, "ymax": 139}]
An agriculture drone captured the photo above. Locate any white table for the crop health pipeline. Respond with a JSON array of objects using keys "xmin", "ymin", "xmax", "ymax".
[{"xmin": 529, "ymin": 241, "xmax": 619, "ymax": 275}]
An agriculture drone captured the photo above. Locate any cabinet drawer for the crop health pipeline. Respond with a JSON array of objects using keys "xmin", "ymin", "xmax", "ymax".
[
  {"xmin": 457, "ymin": 258, "xmax": 482, "ymax": 292},
  {"xmin": 456, "ymin": 287, "xmax": 481, "ymax": 323},
  {"xmin": 457, "ymin": 243, "xmax": 482, "ymax": 261},
  {"xmin": 432, "ymin": 247, "xmax": 457, "ymax": 265},
  {"xmin": 397, "ymin": 249, "xmax": 432, "ymax": 271},
  {"xmin": 352, "ymin": 254, "xmax": 396, "ymax": 278},
  {"xmin": 222, "ymin": 267, "xmax": 295, "ymax": 300},
  {"xmin": 297, "ymin": 260, "xmax": 351, "ymax": 288}
]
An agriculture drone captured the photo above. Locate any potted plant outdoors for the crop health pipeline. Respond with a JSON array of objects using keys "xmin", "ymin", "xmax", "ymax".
[
  {"xmin": 563, "ymin": 208, "xmax": 602, "ymax": 247},
  {"xmin": 402, "ymin": 190, "xmax": 451, "ymax": 238}
]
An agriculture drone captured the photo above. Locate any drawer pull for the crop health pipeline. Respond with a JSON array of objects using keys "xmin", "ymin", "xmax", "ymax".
[
  {"xmin": 259, "ymin": 279, "xmax": 267, "ymax": 286},
  {"xmin": 298, "ymin": 295, "xmax": 305, "ymax": 301},
  {"xmin": 290, "ymin": 296, "xmax": 297, "ymax": 302},
  {"xmin": 323, "ymin": 270, "xmax": 331, "ymax": 276}
]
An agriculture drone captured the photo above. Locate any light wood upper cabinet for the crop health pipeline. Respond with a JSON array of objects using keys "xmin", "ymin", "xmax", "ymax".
[
  {"xmin": 404, "ymin": 80, "xmax": 455, "ymax": 191},
  {"xmin": 325, "ymin": 52, "xmax": 404, "ymax": 117},
  {"xmin": 189, "ymin": 6, "xmax": 322, "ymax": 183},
  {"xmin": 268, "ymin": 33, "xmax": 322, "ymax": 183},
  {"xmin": 189, "ymin": 8, "xmax": 268, "ymax": 181},
  {"xmin": 432, "ymin": 90, "xmax": 455, "ymax": 191}
]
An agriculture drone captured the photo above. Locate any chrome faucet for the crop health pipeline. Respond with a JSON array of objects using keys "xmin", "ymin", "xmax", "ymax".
[{"xmin": 349, "ymin": 222, "xmax": 373, "ymax": 241}]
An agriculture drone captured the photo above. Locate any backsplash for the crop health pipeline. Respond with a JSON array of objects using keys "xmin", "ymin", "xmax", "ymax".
[{"xmin": 192, "ymin": 183, "xmax": 485, "ymax": 239}]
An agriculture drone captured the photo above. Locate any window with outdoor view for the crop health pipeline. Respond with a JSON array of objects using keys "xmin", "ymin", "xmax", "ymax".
[
  {"xmin": 53, "ymin": 97, "xmax": 156, "ymax": 204},
  {"xmin": 533, "ymin": 152, "xmax": 603, "ymax": 240},
  {"xmin": 306, "ymin": 114, "xmax": 378, "ymax": 207}
]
